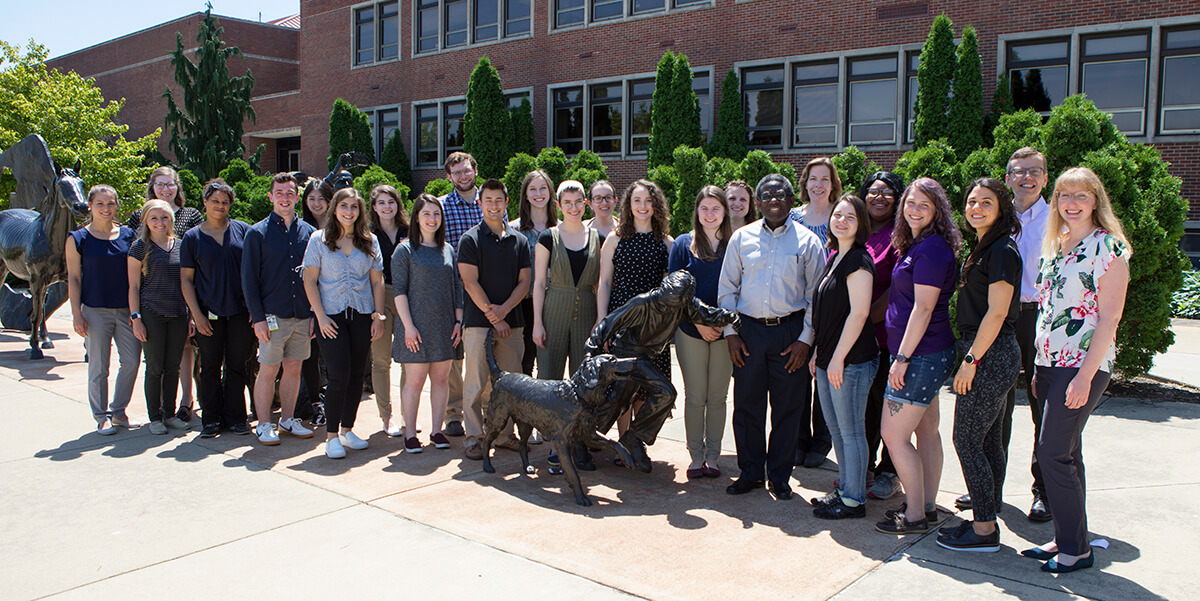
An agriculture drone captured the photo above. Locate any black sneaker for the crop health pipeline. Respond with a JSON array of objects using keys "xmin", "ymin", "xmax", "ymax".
[
  {"xmin": 175, "ymin": 406, "xmax": 192, "ymax": 422},
  {"xmin": 228, "ymin": 423, "xmax": 251, "ymax": 435},
  {"xmin": 936, "ymin": 520, "xmax": 1000, "ymax": 552},
  {"xmin": 885, "ymin": 502, "xmax": 938, "ymax": 525},
  {"xmin": 310, "ymin": 401, "xmax": 326, "ymax": 427},
  {"xmin": 199, "ymin": 423, "xmax": 221, "ymax": 438},
  {"xmin": 875, "ymin": 512, "xmax": 929, "ymax": 535},
  {"xmin": 811, "ymin": 489, "xmax": 841, "ymax": 508},
  {"xmin": 444, "ymin": 420, "xmax": 465, "ymax": 437},
  {"xmin": 813, "ymin": 499, "xmax": 866, "ymax": 520}
]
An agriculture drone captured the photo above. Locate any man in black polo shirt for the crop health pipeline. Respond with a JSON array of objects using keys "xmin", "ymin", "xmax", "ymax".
[{"xmin": 457, "ymin": 179, "xmax": 531, "ymax": 460}]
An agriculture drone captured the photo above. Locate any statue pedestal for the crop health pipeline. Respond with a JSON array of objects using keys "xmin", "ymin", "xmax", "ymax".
[{"xmin": 0, "ymin": 282, "xmax": 68, "ymax": 331}]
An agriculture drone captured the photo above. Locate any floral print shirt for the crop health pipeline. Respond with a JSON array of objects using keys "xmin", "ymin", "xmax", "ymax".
[{"xmin": 1034, "ymin": 228, "xmax": 1128, "ymax": 371}]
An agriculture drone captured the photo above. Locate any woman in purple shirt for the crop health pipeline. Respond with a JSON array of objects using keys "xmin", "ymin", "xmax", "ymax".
[{"xmin": 876, "ymin": 177, "xmax": 961, "ymax": 535}]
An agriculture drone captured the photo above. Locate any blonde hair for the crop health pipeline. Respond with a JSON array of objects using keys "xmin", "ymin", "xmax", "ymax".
[
  {"xmin": 137, "ymin": 199, "xmax": 175, "ymax": 275},
  {"xmin": 1043, "ymin": 167, "xmax": 1130, "ymax": 259}
]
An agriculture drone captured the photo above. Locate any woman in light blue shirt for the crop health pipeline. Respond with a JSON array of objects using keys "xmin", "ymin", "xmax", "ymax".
[{"xmin": 303, "ymin": 188, "xmax": 387, "ymax": 459}]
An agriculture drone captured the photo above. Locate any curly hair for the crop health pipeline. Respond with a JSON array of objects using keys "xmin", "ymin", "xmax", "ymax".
[
  {"xmin": 891, "ymin": 177, "xmax": 962, "ymax": 255},
  {"xmin": 960, "ymin": 177, "xmax": 1020, "ymax": 288},
  {"xmin": 616, "ymin": 179, "xmax": 670, "ymax": 241},
  {"xmin": 323, "ymin": 188, "xmax": 376, "ymax": 258}
]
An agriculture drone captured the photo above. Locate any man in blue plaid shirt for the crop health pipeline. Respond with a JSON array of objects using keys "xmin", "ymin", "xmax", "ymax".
[{"xmin": 437, "ymin": 152, "xmax": 482, "ymax": 436}]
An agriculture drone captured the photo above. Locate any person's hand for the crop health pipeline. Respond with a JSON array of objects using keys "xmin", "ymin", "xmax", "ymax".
[
  {"xmin": 888, "ymin": 360, "xmax": 909, "ymax": 390},
  {"xmin": 309, "ymin": 317, "xmax": 317, "ymax": 340},
  {"xmin": 450, "ymin": 322, "xmax": 462, "ymax": 348},
  {"xmin": 494, "ymin": 321, "xmax": 512, "ymax": 338},
  {"xmin": 482, "ymin": 303, "xmax": 503, "ymax": 325},
  {"xmin": 253, "ymin": 321, "xmax": 270, "ymax": 343},
  {"xmin": 317, "ymin": 314, "xmax": 337, "ymax": 339},
  {"xmin": 405, "ymin": 326, "xmax": 422, "ymax": 352},
  {"xmin": 781, "ymin": 341, "xmax": 810, "ymax": 373},
  {"xmin": 369, "ymin": 318, "xmax": 384, "ymax": 341},
  {"xmin": 532, "ymin": 323, "xmax": 547, "ymax": 348},
  {"xmin": 132, "ymin": 318, "xmax": 147, "ymax": 343},
  {"xmin": 808, "ymin": 355, "xmax": 817, "ymax": 378},
  {"xmin": 1065, "ymin": 373, "xmax": 1092, "ymax": 409},
  {"xmin": 194, "ymin": 315, "xmax": 213, "ymax": 337},
  {"xmin": 954, "ymin": 362, "xmax": 977, "ymax": 395},
  {"xmin": 73, "ymin": 314, "xmax": 88, "ymax": 338},
  {"xmin": 827, "ymin": 357, "xmax": 844, "ymax": 389},
  {"xmin": 727, "ymin": 334, "xmax": 749, "ymax": 368},
  {"xmin": 697, "ymin": 324, "xmax": 722, "ymax": 342},
  {"xmin": 187, "ymin": 318, "xmax": 196, "ymax": 338}
]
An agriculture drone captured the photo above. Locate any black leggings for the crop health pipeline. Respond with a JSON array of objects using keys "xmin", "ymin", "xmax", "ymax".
[
  {"xmin": 142, "ymin": 309, "xmax": 189, "ymax": 423},
  {"xmin": 953, "ymin": 334, "xmax": 1021, "ymax": 523},
  {"xmin": 315, "ymin": 310, "xmax": 373, "ymax": 434},
  {"xmin": 864, "ymin": 352, "xmax": 895, "ymax": 475}
]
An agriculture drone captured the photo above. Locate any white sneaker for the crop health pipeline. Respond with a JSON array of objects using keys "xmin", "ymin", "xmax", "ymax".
[
  {"xmin": 164, "ymin": 417, "xmax": 190, "ymax": 430},
  {"xmin": 385, "ymin": 423, "xmax": 404, "ymax": 437},
  {"xmin": 278, "ymin": 417, "xmax": 314, "ymax": 438},
  {"xmin": 255, "ymin": 422, "xmax": 280, "ymax": 446},
  {"xmin": 340, "ymin": 431, "xmax": 369, "ymax": 450},
  {"xmin": 529, "ymin": 429, "xmax": 544, "ymax": 445},
  {"xmin": 326, "ymin": 437, "xmax": 346, "ymax": 459}
]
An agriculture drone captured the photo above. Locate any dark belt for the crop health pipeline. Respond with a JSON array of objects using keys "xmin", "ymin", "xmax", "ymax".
[
  {"xmin": 1020, "ymin": 302, "xmax": 1038, "ymax": 310},
  {"xmin": 741, "ymin": 310, "xmax": 802, "ymax": 327}
]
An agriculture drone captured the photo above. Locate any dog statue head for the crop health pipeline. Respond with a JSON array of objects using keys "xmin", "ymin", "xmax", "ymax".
[{"xmin": 572, "ymin": 354, "xmax": 639, "ymax": 405}]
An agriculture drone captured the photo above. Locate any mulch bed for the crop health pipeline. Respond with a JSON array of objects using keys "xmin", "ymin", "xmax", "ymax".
[{"xmin": 1106, "ymin": 375, "xmax": 1200, "ymax": 404}]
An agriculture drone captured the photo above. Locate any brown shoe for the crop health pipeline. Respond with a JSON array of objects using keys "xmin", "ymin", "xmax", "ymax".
[{"xmin": 463, "ymin": 443, "xmax": 484, "ymax": 460}]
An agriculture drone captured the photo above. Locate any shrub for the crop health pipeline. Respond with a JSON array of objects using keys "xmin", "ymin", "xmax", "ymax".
[
  {"xmin": 424, "ymin": 178, "xmax": 453, "ymax": 197},
  {"xmin": 462, "ymin": 56, "xmax": 513, "ymax": 179},
  {"xmin": 913, "ymin": 14, "xmax": 956, "ymax": 149},
  {"xmin": 706, "ymin": 69, "xmax": 748, "ymax": 161},
  {"xmin": 647, "ymin": 52, "xmax": 701, "ymax": 169},
  {"xmin": 510, "ymin": 98, "xmax": 537, "ymax": 157},
  {"xmin": 948, "ymin": 27, "xmax": 984, "ymax": 160},
  {"xmin": 565, "ymin": 149, "xmax": 609, "ymax": 192},
  {"xmin": 647, "ymin": 164, "xmax": 679, "ymax": 219},
  {"xmin": 894, "ymin": 138, "xmax": 960, "ymax": 202},
  {"xmin": 354, "ymin": 165, "xmax": 411, "ymax": 211},
  {"xmin": 379, "ymin": 130, "xmax": 413, "ymax": 192},
  {"xmin": 832, "ymin": 146, "xmax": 880, "ymax": 196},
  {"xmin": 1173, "ymin": 270, "xmax": 1200, "ymax": 319},
  {"xmin": 738, "ymin": 150, "xmax": 794, "ymax": 191},
  {"xmin": 704, "ymin": 156, "xmax": 741, "ymax": 188},
  {"xmin": 176, "ymin": 167, "xmax": 203, "ymax": 211},
  {"xmin": 535, "ymin": 147, "xmax": 569, "ymax": 187},
  {"xmin": 671, "ymin": 146, "xmax": 707, "ymax": 236},
  {"xmin": 502, "ymin": 153, "xmax": 540, "ymax": 218},
  {"xmin": 327, "ymin": 99, "xmax": 375, "ymax": 176}
]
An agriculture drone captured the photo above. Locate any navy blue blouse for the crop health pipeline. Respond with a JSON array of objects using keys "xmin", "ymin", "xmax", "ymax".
[
  {"xmin": 70, "ymin": 226, "xmax": 135, "ymax": 309},
  {"xmin": 180, "ymin": 220, "xmax": 251, "ymax": 317},
  {"xmin": 668, "ymin": 232, "xmax": 726, "ymax": 340}
]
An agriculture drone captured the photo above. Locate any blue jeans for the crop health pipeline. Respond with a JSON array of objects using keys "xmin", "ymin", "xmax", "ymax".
[{"xmin": 815, "ymin": 356, "xmax": 879, "ymax": 504}]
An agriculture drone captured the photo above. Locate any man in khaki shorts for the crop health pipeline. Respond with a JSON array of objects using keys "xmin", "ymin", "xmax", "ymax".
[{"xmin": 241, "ymin": 173, "xmax": 318, "ymax": 445}]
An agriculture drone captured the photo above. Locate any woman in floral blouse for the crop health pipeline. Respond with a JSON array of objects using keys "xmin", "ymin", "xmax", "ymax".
[{"xmin": 1025, "ymin": 167, "xmax": 1130, "ymax": 573}]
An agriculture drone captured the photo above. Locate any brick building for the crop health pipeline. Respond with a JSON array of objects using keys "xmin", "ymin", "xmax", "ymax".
[{"xmin": 46, "ymin": 12, "xmax": 301, "ymax": 174}]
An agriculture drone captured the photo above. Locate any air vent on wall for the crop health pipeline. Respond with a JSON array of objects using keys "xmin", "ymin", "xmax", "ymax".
[{"xmin": 876, "ymin": 2, "xmax": 927, "ymax": 21}]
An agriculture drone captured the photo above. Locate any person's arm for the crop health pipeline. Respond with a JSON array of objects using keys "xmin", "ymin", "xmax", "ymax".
[
  {"xmin": 531, "ymin": 243, "xmax": 550, "ymax": 348},
  {"xmin": 1065, "ymin": 250, "xmax": 1129, "ymax": 408},
  {"xmin": 127, "ymin": 253, "xmax": 147, "ymax": 342},
  {"xmin": 888, "ymin": 284, "xmax": 939, "ymax": 390},
  {"xmin": 595, "ymin": 233, "xmax": 619, "ymax": 324},
  {"xmin": 826, "ymin": 268, "xmax": 873, "ymax": 389},
  {"xmin": 65, "ymin": 235, "xmax": 88, "ymax": 337},
  {"xmin": 302, "ymin": 237, "xmax": 335, "ymax": 339},
  {"xmin": 450, "ymin": 247, "xmax": 464, "ymax": 347},
  {"xmin": 954, "ymin": 280, "xmax": 1016, "ymax": 394},
  {"xmin": 369, "ymin": 268, "xmax": 386, "ymax": 341},
  {"xmin": 783, "ymin": 237, "xmax": 826, "ymax": 372},
  {"xmin": 180, "ymin": 267, "xmax": 212, "ymax": 336},
  {"xmin": 241, "ymin": 228, "xmax": 270, "ymax": 342},
  {"xmin": 717, "ymin": 232, "xmax": 748, "ymax": 366}
]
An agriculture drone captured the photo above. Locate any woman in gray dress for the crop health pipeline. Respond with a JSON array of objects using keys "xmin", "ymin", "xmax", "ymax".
[{"xmin": 393, "ymin": 194, "xmax": 464, "ymax": 453}]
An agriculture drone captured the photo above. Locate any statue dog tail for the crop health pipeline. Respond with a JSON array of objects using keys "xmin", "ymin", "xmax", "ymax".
[{"xmin": 485, "ymin": 329, "xmax": 503, "ymax": 383}]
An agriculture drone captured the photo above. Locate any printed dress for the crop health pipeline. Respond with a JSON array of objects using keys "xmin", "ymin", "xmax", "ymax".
[{"xmin": 611, "ymin": 230, "xmax": 671, "ymax": 376}]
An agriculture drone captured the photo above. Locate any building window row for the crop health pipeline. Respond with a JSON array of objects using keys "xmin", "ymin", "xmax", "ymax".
[
  {"xmin": 551, "ymin": 70, "xmax": 711, "ymax": 156},
  {"xmin": 412, "ymin": 91, "xmax": 531, "ymax": 167},
  {"xmin": 553, "ymin": 0, "xmax": 710, "ymax": 30},
  {"xmin": 354, "ymin": 1, "xmax": 400, "ymax": 66},
  {"xmin": 416, "ymin": 0, "xmax": 530, "ymax": 54}
]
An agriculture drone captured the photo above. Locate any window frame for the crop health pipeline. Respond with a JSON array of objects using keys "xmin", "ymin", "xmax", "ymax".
[
  {"xmin": 550, "ymin": 0, "xmax": 713, "ymax": 32},
  {"xmin": 411, "ymin": 89, "xmax": 533, "ymax": 169},
  {"xmin": 791, "ymin": 59, "xmax": 840, "ymax": 148},
  {"xmin": 352, "ymin": 1, "xmax": 401, "ymax": 68},
  {"xmin": 846, "ymin": 55, "xmax": 900, "ymax": 146},
  {"xmin": 1079, "ymin": 30, "xmax": 1150, "ymax": 136},
  {"xmin": 1159, "ymin": 25, "xmax": 1200, "ymax": 135},
  {"xmin": 413, "ymin": 0, "xmax": 533, "ymax": 56}
]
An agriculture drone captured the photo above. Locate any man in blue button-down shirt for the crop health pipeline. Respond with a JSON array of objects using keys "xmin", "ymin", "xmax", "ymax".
[
  {"xmin": 718, "ymin": 174, "xmax": 826, "ymax": 501},
  {"xmin": 242, "ymin": 173, "xmax": 318, "ymax": 446}
]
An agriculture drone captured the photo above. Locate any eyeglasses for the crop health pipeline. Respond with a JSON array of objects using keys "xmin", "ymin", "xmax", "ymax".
[
  {"xmin": 758, "ymin": 192, "xmax": 790, "ymax": 203},
  {"xmin": 1007, "ymin": 167, "xmax": 1046, "ymax": 179},
  {"xmin": 591, "ymin": 195, "xmax": 615, "ymax": 203},
  {"xmin": 449, "ymin": 167, "xmax": 475, "ymax": 177},
  {"xmin": 560, "ymin": 198, "xmax": 587, "ymax": 207},
  {"xmin": 153, "ymin": 182, "xmax": 179, "ymax": 189},
  {"xmin": 865, "ymin": 189, "xmax": 895, "ymax": 199},
  {"xmin": 1057, "ymin": 192, "xmax": 1093, "ymax": 203}
]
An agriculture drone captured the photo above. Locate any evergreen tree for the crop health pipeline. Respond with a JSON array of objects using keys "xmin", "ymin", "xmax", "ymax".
[
  {"xmin": 462, "ymin": 56, "xmax": 513, "ymax": 179},
  {"xmin": 163, "ymin": 4, "xmax": 259, "ymax": 181},
  {"xmin": 831, "ymin": 146, "xmax": 881, "ymax": 197},
  {"xmin": 1024, "ymin": 69, "xmax": 1052, "ymax": 112},
  {"xmin": 670, "ymin": 146, "xmax": 707, "ymax": 236},
  {"xmin": 647, "ymin": 52, "xmax": 679, "ymax": 170},
  {"xmin": 379, "ymin": 130, "xmax": 413, "ymax": 191},
  {"xmin": 948, "ymin": 27, "xmax": 984, "ymax": 160},
  {"xmin": 510, "ymin": 98, "xmax": 536, "ymax": 157},
  {"xmin": 326, "ymin": 99, "xmax": 375, "ymax": 176},
  {"xmin": 913, "ymin": 14, "xmax": 956, "ymax": 149},
  {"xmin": 706, "ymin": 70, "xmax": 747, "ymax": 160},
  {"xmin": 1010, "ymin": 70, "xmax": 1027, "ymax": 111},
  {"xmin": 674, "ymin": 55, "xmax": 702, "ymax": 150}
]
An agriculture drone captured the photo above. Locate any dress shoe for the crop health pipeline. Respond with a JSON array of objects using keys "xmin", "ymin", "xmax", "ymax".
[
  {"xmin": 955, "ymin": 493, "xmax": 973, "ymax": 510},
  {"xmin": 686, "ymin": 467, "xmax": 706, "ymax": 480},
  {"xmin": 701, "ymin": 463, "xmax": 721, "ymax": 478},
  {"xmin": 725, "ymin": 477, "xmax": 764, "ymax": 495},
  {"xmin": 767, "ymin": 480, "xmax": 793, "ymax": 501},
  {"xmin": 1021, "ymin": 547, "xmax": 1057, "ymax": 561},
  {"xmin": 813, "ymin": 500, "xmax": 866, "ymax": 520},
  {"xmin": 1028, "ymin": 498, "xmax": 1053, "ymax": 522},
  {"xmin": 802, "ymin": 451, "xmax": 827, "ymax": 468},
  {"xmin": 1041, "ymin": 553, "xmax": 1093, "ymax": 573}
]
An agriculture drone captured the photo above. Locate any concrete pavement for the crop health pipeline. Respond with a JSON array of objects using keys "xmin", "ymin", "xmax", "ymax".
[{"xmin": 2, "ymin": 311, "xmax": 1197, "ymax": 600}]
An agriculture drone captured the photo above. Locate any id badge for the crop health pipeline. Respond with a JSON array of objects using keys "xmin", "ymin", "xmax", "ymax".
[
  {"xmin": 266, "ymin": 314, "xmax": 280, "ymax": 331},
  {"xmin": 208, "ymin": 311, "xmax": 218, "ymax": 321}
]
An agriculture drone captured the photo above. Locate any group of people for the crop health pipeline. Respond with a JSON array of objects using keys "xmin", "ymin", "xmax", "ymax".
[{"xmin": 65, "ymin": 147, "xmax": 1127, "ymax": 575}]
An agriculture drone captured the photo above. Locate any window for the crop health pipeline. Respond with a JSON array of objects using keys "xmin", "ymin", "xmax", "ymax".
[
  {"xmin": 416, "ymin": 104, "xmax": 440, "ymax": 165},
  {"xmin": 416, "ymin": 0, "xmax": 530, "ymax": 54},
  {"xmin": 792, "ymin": 61, "xmax": 838, "ymax": 147},
  {"xmin": 847, "ymin": 56, "xmax": 898, "ymax": 145},
  {"xmin": 1008, "ymin": 38, "xmax": 1070, "ymax": 112},
  {"xmin": 444, "ymin": 101, "xmax": 467, "ymax": 157},
  {"xmin": 506, "ymin": 91, "xmax": 531, "ymax": 110},
  {"xmin": 376, "ymin": 108, "xmax": 400, "ymax": 158},
  {"xmin": 1080, "ymin": 32, "xmax": 1149, "ymax": 135},
  {"xmin": 905, "ymin": 51, "xmax": 920, "ymax": 143},
  {"xmin": 554, "ymin": 0, "xmax": 710, "ymax": 29},
  {"xmin": 1161, "ymin": 27, "xmax": 1200, "ymax": 134},
  {"xmin": 743, "ymin": 66, "xmax": 784, "ymax": 148},
  {"xmin": 552, "ymin": 71, "xmax": 712, "ymax": 156},
  {"xmin": 354, "ymin": 1, "xmax": 400, "ymax": 66},
  {"xmin": 412, "ymin": 98, "xmax": 473, "ymax": 166}
]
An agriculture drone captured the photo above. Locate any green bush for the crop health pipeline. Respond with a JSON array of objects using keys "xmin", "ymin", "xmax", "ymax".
[
  {"xmin": 1173, "ymin": 270, "xmax": 1200, "ymax": 319},
  {"xmin": 894, "ymin": 138, "xmax": 961, "ymax": 202},
  {"xmin": 462, "ymin": 56, "xmax": 513, "ymax": 179},
  {"xmin": 704, "ymin": 156, "xmax": 741, "ymax": 188},
  {"xmin": 327, "ymin": 99, "xmax": 375, "ymax": 176},
  {"xmin": 647, "ymin": 164, "xmax": 679, "ymax": 219},
  {"xmin": 738, "ymin": 150, "xmax": 794, "ymax": 191},
  {"xmin": 988, "ymin": 109, "xmax": 1044, "ymax": 174},
  {"xmin": 510, "ymin": 98, "xmax": 536, "ymax": 157},
  {"xmin": 354, "ymin": 164, "xmax": 411, "ymax": 211},
  {"xmin": 219, "ymin": 158, "xmax": 272, "ymax": 223},
  {"xmin": 536, "ymin": 147, "xmax": 569, "ymax": 187},
  {"xmin": 671, "ymin": 146, "xmax": 707, "ymax": 236},
  {"xmin": 647, "ymin": 52, "xmax": 701, "ymax": 169},
  {"xmin": 706, "ymin": 69, "xmax": 748, "ymax": 161},
  {"xmin": 948, "ymin": 27, "xmax": 984, "ymax": 160},
  {"xmin": 177, "ymin": 167, "xmax": 203, "ymax": 211},
  {"xmin": 502, "ymin": 153, "xmax": 540, "ymax": 218},
  {"xmin": 913, "ymin": 14, "xmax": 956, "ymax": 149},
  {"xmin": 379, "ymin": 130, "xmax": 413, "ymax": 192},
  {"xmin": 565, "ymin": 149, "xmax": 609, "ymax": 192},
  {"xmin": 832, "ymin": 146, "xmax": 880, "ymax": 196},
  {"xmin": 424, "ymin": 178, "xmax": 453, "ymax": 197}
]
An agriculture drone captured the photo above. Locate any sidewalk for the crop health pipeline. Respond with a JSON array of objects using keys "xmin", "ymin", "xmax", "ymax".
[
  {"xmin": 2, "ymin": 311, "xmax": 1197, "ymax": 601},
  {"xmin": 1148, "ymin": 319, "xmax": 1200, "ymax": 388}
]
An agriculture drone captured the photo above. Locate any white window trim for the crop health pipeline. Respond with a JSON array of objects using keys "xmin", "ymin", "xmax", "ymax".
[
  {"xmin": 350, "ymin": 0, "xmax": 402, "ymax": 70},
  {"xmin": 412, "ymin": 0, "xmax": 534, "ymax": 56},
  {"xmin": 545, "ymin": 66, "xmax": 713, "ymax": 158},
  {"xmin": 548, "ymin": 0, "xmax": 713, "ymax": 34},
  {"xmin": 361, "ymin": 104, "xmax": 403, "ymax": 161}
]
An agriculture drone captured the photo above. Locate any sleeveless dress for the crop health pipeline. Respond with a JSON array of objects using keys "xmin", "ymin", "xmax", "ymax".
[{"xmin": 610, "ymin": 230, "xmax": 671, "ymax": 377}]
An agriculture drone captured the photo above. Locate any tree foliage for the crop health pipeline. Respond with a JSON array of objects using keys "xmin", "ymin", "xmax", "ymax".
[
  {"xmin": 379, "ymin": 130, "xmax": 413, "ymax": 192},
  {"xmin": 670, "ymin": 146, "xmax": 708, "ymax": 236},
  {"xmin": 163, "ymin": 6, "xmax": 259, "ymax": 181},
  {"xmin": 535, "ymin": 147, "xmax": 569, "ymax": 187},
  {"xmin": 948, "ymin": 27, "xmax": 983, "ymax": 160},
  {"xmin": 913, "ymin": 14, "xmax": 956, "ymax": 149},
  {"xmin": 832, "ymin": 146, "xmax": 881, "ymax": 197},
  {"xmin": 462, "ymin": 56, "xmax": 513, "ymax": 179},
  {"xmin": 739, "ymin": 150, "xmax": 795, "ymax": 192},
  {"xmin": 647, "ymin": 52, "xmax": 701, "ymax": 169},
  {"xmin": 564, "ymin": 149, "xmax": 609, "ymax": 192},
  {"xmin": 706, "ymin": 69, "xmax": 747, "ymax": 161},
  {"xmin": 0, "ymin": 40, "xmax": 158, "ymax": 213},
  {"xmin": 510, "ymin": 98, "xmax": 536, "ymax": 157},
  {"xmin": 354, "ymin": 164, "xmax": 411, "ymax": 210},
  {"xmin": 327, "ymin": 99, "xmax": 375, "ymax": 176},
  {"xmin": 219, "ymin": 158, "xmax": 272, "ymax": 223},
  {"xmin": 982, "ymin": 74, "xmax": 1015, "ymax": 147},
  {"xmin": 502, "ymin": 153, "xmax": 539, "ymax": 219}
]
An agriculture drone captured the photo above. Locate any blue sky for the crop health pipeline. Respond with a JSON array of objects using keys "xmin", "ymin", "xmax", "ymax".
[{"xmin": 0, "ymin": 1, "xmax": 299, "ymax": 59}]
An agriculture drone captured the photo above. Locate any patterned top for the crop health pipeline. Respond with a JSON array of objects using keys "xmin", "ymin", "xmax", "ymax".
[
  {"xmin": 127, "ymin": 205, "xmax": 203, "ymax": 239},
  {"xmin": 439, "ymin": 188, "xmax": 483, "ymax": 251},
  {"xmin": 1034, "ymin": 228, "xmax": 1128, "ymax": 371},
  {"xmin": 129, "ymin": 238, "xmax": 188, "ymax": 318},
  {"xmin": 301, "ymin": 231, "xmax": 384, "ymax": 315},
  {"xmin": 610, "ymin": 231, "xmax": 671, "ymax": 376},
  {"xmin": 789, "ymin": 207, "xmax": 830, "ymax": 245}
]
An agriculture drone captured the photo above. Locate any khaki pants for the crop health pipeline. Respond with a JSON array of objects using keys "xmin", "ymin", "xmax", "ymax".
[{"xmin": 462, "ymin": 326, "xmax": 523, "ymax": 444}]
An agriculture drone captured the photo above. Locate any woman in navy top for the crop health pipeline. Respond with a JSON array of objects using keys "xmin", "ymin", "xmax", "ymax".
[
  {"xmin": 668, "ymin": 185, "xmax": 733, "ymax": 480},
  {"xmin": 181, "ymin": 180, "xmax": 253, "ymax": 438},
  {"xmin": 65, "ymin": 185, "xmax": 140, "ymax": 435}
]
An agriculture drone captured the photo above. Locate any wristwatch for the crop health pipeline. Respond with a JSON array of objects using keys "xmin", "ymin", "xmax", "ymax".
[
  {"xmin": 964, "ymin": 353, "xmax": 980, "ymax": 366},
  {"xmin": 372, "ymin": 312, "xmax": 387, "ymax": 321},
  {"xmin": 895, "ymin": 354, "xmax": 910, "ymax": 364},
  {"xmin": 130, "ymin": 312, "xmax": 142, "ymax": 321}
]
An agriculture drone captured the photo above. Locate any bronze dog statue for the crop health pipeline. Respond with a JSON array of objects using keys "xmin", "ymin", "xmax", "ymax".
[{"xmin": 481, "ymin": 331, "xmax": 639, "ymax": 506}]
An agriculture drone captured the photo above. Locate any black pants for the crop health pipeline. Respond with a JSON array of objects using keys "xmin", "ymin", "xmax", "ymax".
[
  {"xmin": 142, "ymin": 309, "xmax": 189, "ymax": 423},
  {"xmin": 864, "ymin": 351, "xmax": 896, "ymax": 475},
  {"xmin": 731, "ymin": 314, "xmax": 806, "ymax": 484},
  {"xmin": 298, "ymin": 337, "xmax": 323, "ymax": 417},
  {"xmin": 519, "ymin": 298, "xmax": 536, "ymax": 376},
  {"xmin": 1035, "ymin": 365, "xmax": 1109, "ymax": 556},
  {"xmin": 196, "ymin": 312, "xmax": 253, "ymax": 428},
  {"xmin": 316, "ymin": 309, "xmax": 373, "ymax": 434},
  {"xmin": 953, "ymin": 335, "xmax": 1021, "ymax": 523},
  {"xmin": 1001, "ymin": 304, "xmax": 1044, "ymax": 498}
]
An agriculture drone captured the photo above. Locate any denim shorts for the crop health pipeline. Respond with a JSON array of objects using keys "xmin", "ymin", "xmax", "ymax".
[{"xmin": 884, "ymin": 346, "xmax": 956, "ymax": 408}]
